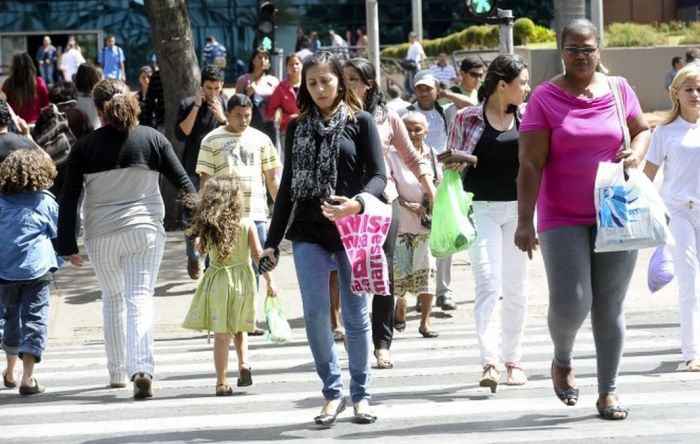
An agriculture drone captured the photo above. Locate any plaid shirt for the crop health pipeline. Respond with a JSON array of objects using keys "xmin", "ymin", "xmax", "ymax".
[{"xmin": 447, "ymin": 104, "xmax": 525, "ymax": 154}]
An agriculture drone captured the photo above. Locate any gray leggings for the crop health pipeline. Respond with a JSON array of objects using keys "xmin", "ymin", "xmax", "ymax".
[{"xmin": 539, "ymin": 224, "xmax": 637, "ymax": 395}]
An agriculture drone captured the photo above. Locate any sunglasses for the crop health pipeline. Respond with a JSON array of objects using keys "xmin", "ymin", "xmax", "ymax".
[
  {"xmin": 467, "ymin": 71, "xmax": 483, "ymax": 79},
  {"xmin": 564, "ymin": 46, "xmax": 598, "ymax": 55}
]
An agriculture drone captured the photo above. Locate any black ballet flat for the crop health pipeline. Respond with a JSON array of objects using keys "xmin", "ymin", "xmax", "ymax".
[{"xmin": 314, "ymin": 398, "xmax": 346, "ymax": 426}]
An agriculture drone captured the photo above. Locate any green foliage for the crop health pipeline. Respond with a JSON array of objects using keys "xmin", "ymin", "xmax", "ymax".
[
  {"xmin": 380, "ymin": 21, "xmax": 552, "ymax": 57},
  {"xmin": 679, "ymin": 22, "xmax": 700, "ymax": 45},
  {"xmin": 606, "ymin": 23, "xmax": 663, "ymax": 47},
  {"xmin": 531, "ymin": 24, "xmax": 556, "ymax": 43},
  {"xmin": 513, "ymin": 17, "xmax": 536, "ymax": 45},
  {"xmin": 657, "ymin": 20, "xmax": 688, "ymax": 35}
]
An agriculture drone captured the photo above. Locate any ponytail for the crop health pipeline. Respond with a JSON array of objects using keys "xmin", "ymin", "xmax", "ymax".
[{"xmin": 92, "ymin": 79, "xmax": 139, "ymax": 132}]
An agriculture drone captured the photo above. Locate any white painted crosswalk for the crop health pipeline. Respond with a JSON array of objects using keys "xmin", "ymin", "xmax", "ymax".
[{"xmin": 1, "ymin": 315, "xmax": 699, "ymax": 443}]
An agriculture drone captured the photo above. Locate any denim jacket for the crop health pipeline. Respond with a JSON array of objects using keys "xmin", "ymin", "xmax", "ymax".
[{"xmin": 0, "ymin": 190, "xmax": 62, "ymax": 281}]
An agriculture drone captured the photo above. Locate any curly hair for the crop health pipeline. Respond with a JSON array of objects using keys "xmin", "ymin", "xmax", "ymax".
[
  {"xmin": 0, "ymin": 149, "xmax": 56, "ymax": 194},
  {"xmin": 185, "ymin": 175, "xmax": 244, "ymax": 260}
]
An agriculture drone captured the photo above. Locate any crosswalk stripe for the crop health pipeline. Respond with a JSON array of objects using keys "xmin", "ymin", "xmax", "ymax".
[{"xmin": 0, "ymin": 314, "xmax": 690, "ymax": 443}]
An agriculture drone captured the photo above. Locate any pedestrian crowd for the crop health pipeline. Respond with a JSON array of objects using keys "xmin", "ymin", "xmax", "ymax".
[{"xmin": 2, "ymin": 18, "xmax": 700, "ymax": 428}]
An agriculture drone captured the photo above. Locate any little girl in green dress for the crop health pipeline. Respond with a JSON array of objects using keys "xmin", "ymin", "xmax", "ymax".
[{"xmin": 182, "ymin": 175, "xmax": 277, "ymax": 396}]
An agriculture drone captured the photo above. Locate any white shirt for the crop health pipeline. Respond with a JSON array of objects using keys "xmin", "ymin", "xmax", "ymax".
[
  {"xmin": 646, "ymin": 116, "xmax": 700, "ymax": 208},
  {"xmin": 61, "ymin": 48, "xmax": 86, "ymax": 81},
  {"xmin": 406, "ymin": 41, "xmax": 425, "ymax": 63},
  {"xmin": 429, "ymin": 63, "xmax": 457, "ymax": 85},
  {"xmin": 387, "ymin": 97, "xmax": 411, "ymax": 112},
  {"xmin": 398, "ymin": 105, "xmax": 448, "ymax": 152},
  {"xmin": 296, "ymin": 48, "xmax": 314, "ymax": 61}
]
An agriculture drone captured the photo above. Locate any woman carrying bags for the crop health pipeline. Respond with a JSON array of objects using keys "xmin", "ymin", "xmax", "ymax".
[
  {"xmin": 514, "ymin": 19, "xmax": 650, "ymax": 419},
  {"xmin": 447, "ymin": 54, "xmax": 531, "ymax": 393},
  {"xmin": 261, "ymin": 52, "xmax": 385, "ymax": 425},
  {"xmin": 342, "ymin": 57, "xmax": 436, "ymax": 369}
]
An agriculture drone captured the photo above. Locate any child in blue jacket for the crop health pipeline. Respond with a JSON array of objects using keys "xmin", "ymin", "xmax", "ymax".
[{"xmin": 0, "ymin": 148, "xmax": 61, "ymax": 395}]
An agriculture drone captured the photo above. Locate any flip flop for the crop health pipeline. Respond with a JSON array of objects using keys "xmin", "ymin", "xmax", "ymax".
[{"xmin": 418, "ymin": 327, "xmax": 439, "ymax": 338}]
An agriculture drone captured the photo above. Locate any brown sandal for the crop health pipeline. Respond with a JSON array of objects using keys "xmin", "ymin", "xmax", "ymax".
[
  {"xmin": 374, "ymin": 349, "xmax": 394, "ymax": 369},
  {"xmin": 237, "ymin": 363, "xmax": 252, "ymax": 387},
  {"xmin": 505, "ymin": 362, "xmax": 528, "ymax": 386},
  {"xmin": 479, "ymin": 364, "xmax": 499, "ymax": 393},
  {"xmin": 215, "ymin": 383, "xmax": 233, "ymax": 396}
]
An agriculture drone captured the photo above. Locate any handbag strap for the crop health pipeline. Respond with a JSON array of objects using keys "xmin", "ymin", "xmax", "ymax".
[
  {"xmin": 427, "ymin": 146, "xmax": 439, "ymax": 186},
  {"xmin": 608, "ymin": 77, "xmax": 631, "ymax": 151}
]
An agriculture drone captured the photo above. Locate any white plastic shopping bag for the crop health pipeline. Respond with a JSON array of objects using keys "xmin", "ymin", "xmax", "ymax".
[{"xmin": 594, "ymin": 161, "xmax": 668, "ymax": 252}]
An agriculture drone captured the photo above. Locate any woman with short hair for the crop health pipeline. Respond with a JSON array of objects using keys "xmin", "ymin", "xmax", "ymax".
[{"xmin": 57, "ymin": 79, "xmax": 195, "ymax": 399}]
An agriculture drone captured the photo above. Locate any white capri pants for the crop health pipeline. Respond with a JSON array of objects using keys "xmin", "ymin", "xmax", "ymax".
[{"xmin": 85, "ymin": 227, "xmax": 166, "ymax": 383}]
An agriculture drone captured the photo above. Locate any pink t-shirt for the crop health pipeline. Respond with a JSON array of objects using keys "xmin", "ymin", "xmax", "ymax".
[{"xmin": 520, "ymin": 77, "xmax": 641, "ymax": 232}]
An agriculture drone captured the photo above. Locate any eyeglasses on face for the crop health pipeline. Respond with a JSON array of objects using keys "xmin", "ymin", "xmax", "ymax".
[
  {"xmin": 467, "ymin": 71, "xmax": 483, "ymax": 79},
  {"xmin": 564, "ymin": 46, "xmax": 598, "ymax": 55}
]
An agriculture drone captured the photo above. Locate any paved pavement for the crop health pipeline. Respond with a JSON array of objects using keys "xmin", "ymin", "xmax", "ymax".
[{"xmin": 1, "ymin": 232, "xmax": 699, "ymax": 443}]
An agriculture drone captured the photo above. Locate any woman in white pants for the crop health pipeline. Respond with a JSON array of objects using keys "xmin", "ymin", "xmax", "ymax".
[
  {"xmin": 644, "ymin": 63, "xmax": 700, "ymax": 372},
  {"xmin": 58, "ymin": 79, "xmax": 195, "ymax": 398},
  {"xmin": 445, "ymin": 55, "xmax": 531, "ymax": 392}
]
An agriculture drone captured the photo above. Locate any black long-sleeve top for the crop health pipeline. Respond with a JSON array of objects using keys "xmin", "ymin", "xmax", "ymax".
[
  {"xmin": 265, "ymin": 110, "xmax": 386, "ymax": 252},
  {"xmin": 57, "ymin": 125, "xmax": 195, "ymax": 256}
]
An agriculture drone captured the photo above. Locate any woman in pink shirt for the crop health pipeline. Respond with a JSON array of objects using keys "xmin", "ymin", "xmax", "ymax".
[
  {"xmin": 265, "ymin": 53, "xmax": 302, "ymax": 160},
  {"xmin": 515, "ymin": 19, "xmax": 651, "ymax": 420},
  {"xmin": 1, "ymin": 52, "xmax": 49, "ymax": 124},
  {"xmin": 343, "ymin": 58, "xmax": 436, "ymax": 369}
]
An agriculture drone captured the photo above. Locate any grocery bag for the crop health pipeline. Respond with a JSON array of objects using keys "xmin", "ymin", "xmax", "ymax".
[
  {"xmin": 429, "ymin": 168, "xmax": 477, "ymax": 257},
  {"xmin": 335, "ymin": 193, "xmax": 393, "ymax": 296},
  {"xmin": 594, "ymin": 161, "xmax": 668, "ymax": 252},
  {"xmin": 647, "ymin": 245, "xmax": 674, "ymax": 293},
  {"xmin": 264, "ymin": 293, "xmax": 292, "ymax": 344}
]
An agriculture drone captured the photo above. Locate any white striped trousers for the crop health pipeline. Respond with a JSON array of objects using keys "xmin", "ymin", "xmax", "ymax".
[{"xmin": 85, "ymin": 227, "xmax": 166, "ymax": 383}]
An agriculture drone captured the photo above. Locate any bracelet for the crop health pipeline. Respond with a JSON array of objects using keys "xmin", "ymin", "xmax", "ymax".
[{"xmin": 193, "ymin": 104, "xmax": 200, "ymax": 108}]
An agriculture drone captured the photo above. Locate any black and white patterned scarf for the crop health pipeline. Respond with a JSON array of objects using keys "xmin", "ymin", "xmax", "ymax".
[{"xmin": 291, "ymin": 104, "xmax": 348, "ymax": 200}]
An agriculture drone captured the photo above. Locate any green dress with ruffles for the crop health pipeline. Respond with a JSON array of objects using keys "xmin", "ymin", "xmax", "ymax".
[{"xmin": 182, "ymin": 218, "xmax": 256, "ymax": 335}]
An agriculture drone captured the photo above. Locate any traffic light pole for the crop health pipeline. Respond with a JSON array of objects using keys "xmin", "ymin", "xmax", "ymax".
[
  {"xmin": 366, "ymin": 0, "xmax": 380, "ymax": 80},
  {"xmin": 498, "ymin": 9, "xmax": 514, "ymax": 55}
]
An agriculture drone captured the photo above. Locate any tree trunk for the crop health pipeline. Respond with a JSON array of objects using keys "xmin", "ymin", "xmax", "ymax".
[
  {"xmin": 553, "ymin": 0, "xmax": 586, "ymax": 49},
  {"xmin": 144, "ymin": 0, "xmax": 200, "ymax": 230}
]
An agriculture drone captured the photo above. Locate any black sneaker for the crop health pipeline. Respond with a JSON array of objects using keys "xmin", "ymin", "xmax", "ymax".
[
  {"xmin": 132, "ymin": 372, "xmax": 153, "ymax": 399},
  {"xmin": 437, "ymin": 295, "xmax": 457, "ymax": 311}
]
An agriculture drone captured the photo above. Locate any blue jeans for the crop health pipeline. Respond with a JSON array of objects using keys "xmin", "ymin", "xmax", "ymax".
[
  {"xmin": 184, "ymin": 173, "xmax": 201, "ymax": 262},
  {"xmin": 252, "ymin": 220, "xmax": 268, "ymax": 289},
  {"xmin": 0, "ymin": 278, "xmax": 50, "ymax": 362},
  {"xmin": 292, "ymin": 241, "xmax": 372, "ymax": 403},
  {"xmin": 0, "ymin": 299, "xmax": 4, "ymax": 340},
  {"xmin": 40, "ymin": 63, "xmax": 54, "ymax": 85}
]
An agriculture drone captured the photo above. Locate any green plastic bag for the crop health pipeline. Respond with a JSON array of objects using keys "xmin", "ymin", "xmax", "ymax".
[
  {"xmin": 429, "ymin": 169, "xmax": 477, "ymax": 258},
  {"xmin": 264, "ymin": 293, "xmax": 292, "ymax": 344}
]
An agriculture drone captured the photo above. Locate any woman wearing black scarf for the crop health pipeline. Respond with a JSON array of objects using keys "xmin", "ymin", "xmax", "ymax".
[{"xmin": 263, "ymin": 52, "xmax": 385, "ymax": 425}]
